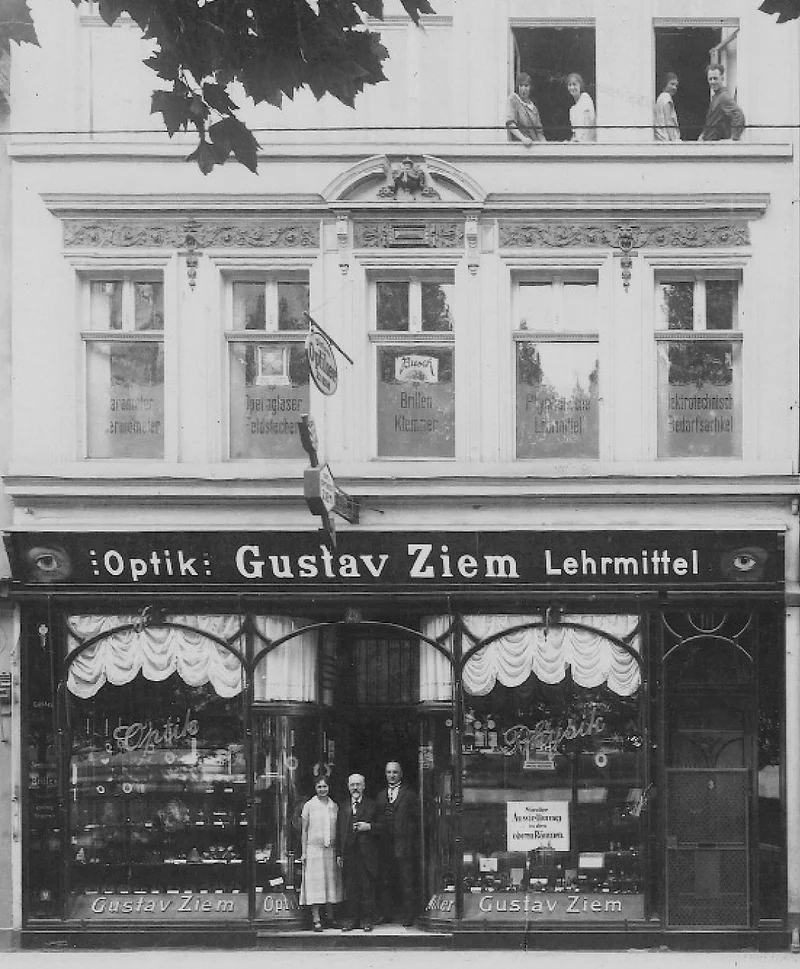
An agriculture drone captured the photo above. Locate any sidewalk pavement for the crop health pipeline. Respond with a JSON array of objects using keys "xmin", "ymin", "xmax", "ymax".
[{"xmin": 1, "ymin": 951, "xmax": 799, "ymax": 969}]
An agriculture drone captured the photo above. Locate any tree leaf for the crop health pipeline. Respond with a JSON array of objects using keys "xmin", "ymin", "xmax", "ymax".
[
  {"xmin": 150, "ymin": 89, "xmax": 191, "ymax": 136},
  {"xmin": 759, "ymin": 0, "xmax": 800, "ymax": 22},
  {"xmin": 202, "ymin": 81, "xmax": 238, "ymax": 115},
  {"xmin": 186, "ymin": 137, "xmax": 229, "ymax": 176},
  {"xmin": 0, "ymin": 0, "xmax": 39, "ymax": 51},
  {"xmin": 397, "ymin": 0, "xmax": 436, "ymax": 24},
  {"xmin": 209, "ymin": 116, "xmax": 260, "ymax": 173}
]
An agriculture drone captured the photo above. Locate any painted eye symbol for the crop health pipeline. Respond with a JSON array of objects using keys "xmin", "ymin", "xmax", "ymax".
[
  {"xmin": 33, "ymin": 554, "xmax": 60, "ymax": 573},
  {"xmin": 732, "ymin": 553, "xmax": 757, "ymax": 572}
]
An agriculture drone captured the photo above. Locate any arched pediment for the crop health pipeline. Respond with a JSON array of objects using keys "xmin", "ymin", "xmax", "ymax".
[{"xmin": 322, "ymin": 154, "xmax": 486, "ymax": 205}]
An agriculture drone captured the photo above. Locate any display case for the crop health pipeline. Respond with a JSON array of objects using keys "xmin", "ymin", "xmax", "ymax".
[{"xmin": 67, "ymin": 678, "xmax": 249, "ymax": 919}]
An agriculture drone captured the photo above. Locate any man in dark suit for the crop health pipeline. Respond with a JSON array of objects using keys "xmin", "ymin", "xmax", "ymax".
[
  {"xmin": 376, "ymin": 761, "xmax": 418, "ymax": 926},
  {"xmin": 336, "ymin": 772, "xmax": 382, "ymax": 932}
]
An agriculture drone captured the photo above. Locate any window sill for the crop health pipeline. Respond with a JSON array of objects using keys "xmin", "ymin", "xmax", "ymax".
[{"xmin": 8, "ymin": 137, "xmax": 794, "ymax": 164}]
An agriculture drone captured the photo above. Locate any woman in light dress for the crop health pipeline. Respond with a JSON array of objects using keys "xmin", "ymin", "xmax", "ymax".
[
  {"xmin": 300, "ymin": 776, "xmax": 342, "ymax": 931},
  {"xmin": 566, "ymin": 72, "xmax": 596, "ymax": 143},
  {"xmin": 654, "ymin": 72, "xmax": 681, "ymax": 142}
]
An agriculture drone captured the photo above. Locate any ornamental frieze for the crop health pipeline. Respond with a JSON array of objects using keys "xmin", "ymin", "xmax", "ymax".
[
  {"xmin": 499, "ymin": 220, "xmax": 750, "ymax": 249},
  {"xmin": 62, "ymin": 219, "xmax": 320, "ymax": 249},
  {"xmin": 354, "ymin": 220, "xmax": 464, "ymax": 249}
]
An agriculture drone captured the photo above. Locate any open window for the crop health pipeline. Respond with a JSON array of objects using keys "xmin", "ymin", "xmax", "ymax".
[
  {"xmin": 511, "ymin": 25, "xmax": 596, "ymax": 142},
  {"xmin": 654, "ymin": 24, "xmax": 739, "ymax": 141}
]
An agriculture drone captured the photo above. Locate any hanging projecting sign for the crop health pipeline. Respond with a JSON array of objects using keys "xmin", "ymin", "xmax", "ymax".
[{"xmin": 305, "ymin": 328, "xmax": 338, "ymax": 396}]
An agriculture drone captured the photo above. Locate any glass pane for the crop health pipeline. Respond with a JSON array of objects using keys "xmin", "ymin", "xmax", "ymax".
[
  {"xmin": 233, "ymin": 283, "xmax": 266, "ymax": 331},
  {"xmin": 518, "ymin": 283, "xmax": 553, "ymax": 330},
  {"xmin": 657, "ymin": 340, "xmax": 742, "ymax": 458},
  {"xmin": 25, "ymin": 616, "xmax": 62, "ymax": 918},
  {"xmin": 278, "ymin": 282, "xmax": 309, "ymax": 332},
  {"xmin": 86, "ymin": 342, "xmax": 164, "ymax": 459},
  {"xmin": 706, "ymin": 280, "xmax": 737, "ymax": 330},
  {"xmin": 376, "ymin": 282, "xmax": 410, "ymax": 331},
  {"xmin": 229, "ymin": 342, "xmax": 309, "ymax": 459},
  {"xmin": 516, "ymin": 342, "xmax": 599, "ymax": 459},
  {"xmin": 134, "ymin": 282, "xmax": 164, "ymax": 331},
  {"xmin": 67, "ymin": 675, "xmax": 247, "ymax": 919},
  {"xmin": 376, "ymin": 346, "xmax": 454, "ymax": 457},
  {"xmin": 460, "ymin": 643, "xmax": 644, "ymax": 922},
  {"xmin": 421, "ymin": 283, "xmax": 454, "ymax": 332},
  {"xmin": 253, "ymin": 715, "xmax": 319, "ymax": 923},
  {"xmin": 90, "ymin": 281, "xmax": 123, "ymax": 331},
  {"xmin": 561, "ymin": 282, "xmax": 598, "ymax": 332},
  {"xmin": 658, "ymin": 282, "xmax": 694, "ymax": 330}
]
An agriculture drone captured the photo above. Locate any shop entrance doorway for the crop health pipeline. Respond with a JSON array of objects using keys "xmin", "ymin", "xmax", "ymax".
[{"xmin": 662, "ymin": 617, "xmax": 755, "ymax": 928}]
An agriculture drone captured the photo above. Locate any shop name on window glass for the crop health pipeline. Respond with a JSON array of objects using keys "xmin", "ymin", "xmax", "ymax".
[
  {"xmin": 656, "ymin": 278, "xmax": 742, "ymax": 459},
  {"xmin": 85, "ymin": 280, "xmax": 165, "ymax": 459},
  {"xmin": 228, "ymin": 280, "xmax": 310, "ymax": 460},
  {"xmin": 374, "ymin": 279, "xmax": 455, "ymax": 458},
  {"xmin": 515, "ymin": 280, "xmax": 599, "ymax": 459}
]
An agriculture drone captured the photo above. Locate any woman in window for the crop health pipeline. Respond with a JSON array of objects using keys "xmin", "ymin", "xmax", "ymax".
[
  {"xmin": 566, "ymin": 73, "xmax": 596, "ymax": 143},
  {"xmin": 506, "ymin": 72, "xmax": 546, "ymax": 145},
  {"xmin": 654, "ymin": 73, "xmax": 681, "ymax": 142}
]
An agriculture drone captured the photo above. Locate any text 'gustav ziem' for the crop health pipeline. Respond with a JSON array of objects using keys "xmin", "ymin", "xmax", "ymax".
[{"xmin": 87, "ymin": 542, "xmax": 702, "ymax": 583}]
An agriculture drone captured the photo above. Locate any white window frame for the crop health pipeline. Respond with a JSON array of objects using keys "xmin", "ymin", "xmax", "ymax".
[
  {"xmin": 71, "ymin": 254, "xmax": 174, "ymax": 463},
  {"xmin": 361, "ymin": 255, "xmax": 460, "ymax": 462},
  {"xmin": 649, "ymin": 259, "xmax": 747, "ymax": 463},
  {"xmin": 217, "ymin": 257, "xmax": 317, "ymax": 464},
  {"xmin": 506, "ymin": 259, "xmax": 608, "ymax": 465}
]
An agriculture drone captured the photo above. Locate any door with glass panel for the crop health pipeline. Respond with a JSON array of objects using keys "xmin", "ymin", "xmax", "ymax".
[{"xmin": 662, "ymin": 613, "xmax": 756, "ymax": 928}]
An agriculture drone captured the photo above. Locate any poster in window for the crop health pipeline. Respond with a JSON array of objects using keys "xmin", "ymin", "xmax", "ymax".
[{"xmin": 507, "ymin": 801, "xmax": 570, "ymax": 851}]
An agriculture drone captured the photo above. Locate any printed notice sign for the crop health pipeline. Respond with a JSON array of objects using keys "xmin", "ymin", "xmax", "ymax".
[{"xmin": 507, "ymin": 801, "xmax": 570, "ymax": 851}]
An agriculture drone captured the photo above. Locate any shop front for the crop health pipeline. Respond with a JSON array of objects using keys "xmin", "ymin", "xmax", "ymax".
[{"xmin": 6, "ymin": 528, "xmax": 786, "ymax": 947}]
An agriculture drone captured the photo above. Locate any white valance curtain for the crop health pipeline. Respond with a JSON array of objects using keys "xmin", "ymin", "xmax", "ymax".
[
  {"xmin": 252, "ymin": 616, "xmax": 317, "ymax": 702},
  {"xmin": 66, "ymin": 615, "xmax": 246, "ymax": 699},
  {"xmin": 419, "ymin": 614, "xmax": 641, "ymax": 701}
]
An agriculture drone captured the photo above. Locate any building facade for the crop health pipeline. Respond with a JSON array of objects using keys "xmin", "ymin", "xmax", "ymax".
[{"xmin": 3, "ymin": 0, "xmax": 800, "ymax": 950}]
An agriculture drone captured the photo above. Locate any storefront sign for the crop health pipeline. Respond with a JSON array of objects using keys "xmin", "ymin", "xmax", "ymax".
[
  {"xmin": 69, "ymin": 890, "xmax": 299, "ymax": 921},
  {"xmin": 7, "ymin": 530, "xmax": 780, "ymax": 591},
  {"xmin": 507, "ymin": 801, "xmax": 570, "ymax": 851},
  {"xmin": 113, "ymin": 709, "xmax": 199, "ymax": 754},
  {"xmin": 425, "ymin": 892, "xmax": 644, "ymax": 922}
]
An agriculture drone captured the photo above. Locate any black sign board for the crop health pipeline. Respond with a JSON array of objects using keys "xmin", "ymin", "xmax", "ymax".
[{"xmin": 5, "ymin": 530, "xmax": 782, "ymax": 593}]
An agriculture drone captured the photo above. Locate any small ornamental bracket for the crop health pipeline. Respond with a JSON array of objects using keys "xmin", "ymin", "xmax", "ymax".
[
  {"xmin": 465, "ymin": 214, "xmax": 479, "ymax": 275},
  {"xmin": 335, "ymin": 211, "xmax": 351, "ymax": 275},
  {"xmin": 182, "ymin": 221, "xmax": 202, "ymax": 290},
  {"xmin": 613, "ymin": 224, "xmax": 641, "ymax": 292}
]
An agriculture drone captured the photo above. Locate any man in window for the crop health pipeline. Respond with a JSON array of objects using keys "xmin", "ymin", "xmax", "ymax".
[{"xmin": 698, "ymin": 63, "xmax": 745, "ymax": 142}]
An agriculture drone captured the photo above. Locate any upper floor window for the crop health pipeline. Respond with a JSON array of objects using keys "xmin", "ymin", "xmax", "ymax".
[
  {"xmin": 656, "ymin": 274, "xmax": 742, "ymax": 459},
  {"xmin": 227, "ymin": 277, "xmax": 310, "ymax": 460},
  {"xmin": 83, "ymin": 276, "xmax": 164, "ymax": 459},
  {"xmin": 511, "ymin": 24, "xmax": 596, "ymax": 143},
  {"xmin": 654, "ymin": 23, "xmax": 739, "ymax": 142},
  {"xmin": 514, "ymin": 275, "xmax": 599, "ymax": 460},
  {"xmin": 371, "ymin": 274, "xmax": 455, "ymax": 458}
]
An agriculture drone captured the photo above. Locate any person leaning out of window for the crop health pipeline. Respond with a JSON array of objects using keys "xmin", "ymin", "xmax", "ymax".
[
  {"xmin": 654, "ymin": 72, "xmax": 681, "ymax": 142},
  {"xmin": 566, "ymin": 73, "xmax": 596, "ymax": 143},
  {"xmin": 698, "ymin": 62, "xmax": 745, "ymax": 142},
  {"xmin": 506, "ymin": 72, "xmax": 546, "ymax": 145}
]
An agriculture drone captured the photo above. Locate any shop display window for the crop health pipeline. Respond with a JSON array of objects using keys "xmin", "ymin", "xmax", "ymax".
[
  {"xmin": 227, "ymin": 277, "xmax": 310, "ymax": 460},
  {"xmin": 371, "ymin": 274, "xmax": 455, "ymax": 458},
  {"xmin": 655, "ymin": 274, "xmax": 742, "ymax": 459},
  {"xmin": 84, "ymin": 278, "xmax": 165, "ymax": 459},
  {"xmin": 427, "ymin": 615, "xmax": 646, "ymax": 923},
  {"xmin": 67, "ymin": 674, "xmax": 247, "ymax": 917},
  {"xmin": 514, "ymin": 277, "xmax": 600, "ymax": 460}
]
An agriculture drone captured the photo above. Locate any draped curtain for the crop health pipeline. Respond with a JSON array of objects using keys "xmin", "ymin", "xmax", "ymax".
[
  {"xmin": 252, "ymin": 616, "xmax": 317, "ymax": 702},
  {"xmin": 66, "ymin": 615, "xmax": 245, "ymax": 699},
  {"xmin": 419, "ymin": 614, "xmax": 641, "ymax": 700}
]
